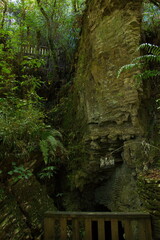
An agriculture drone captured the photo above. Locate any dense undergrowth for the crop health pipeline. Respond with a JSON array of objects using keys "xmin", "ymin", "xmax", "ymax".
[
  {"xmin": 0, "ymin": 36, "xmax": 66, "ymax": 182},
  {"xmin": 0, "ymin": 0, "xmax": 85, "ymax": 183}
]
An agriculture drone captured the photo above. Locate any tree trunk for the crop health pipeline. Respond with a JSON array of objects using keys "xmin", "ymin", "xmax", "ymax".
[
  {"xmin": 1, "ymin": 0, "xmax": 8, "ymax": 29},
  {"xmin": 36, "ymin": 0, "xmax": 59, "ymax": 79}
]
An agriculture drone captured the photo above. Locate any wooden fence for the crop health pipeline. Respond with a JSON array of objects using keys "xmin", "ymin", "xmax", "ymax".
[
  {"xmin": 44, "ymin": 211, "xmax": 152, "ymax": 240},
  {"xmin": 19, "ymin": 45, "xmax": 49, "ymax": 56}
]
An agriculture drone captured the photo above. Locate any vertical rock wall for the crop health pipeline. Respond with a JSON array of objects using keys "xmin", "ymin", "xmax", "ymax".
[
  {"xmin": 76, "ymin": 0, "xmax": 144, "ymax": 156},
  {"xmin": 70, "ymin": 0, "xmax": 146, "ymax": 211}
]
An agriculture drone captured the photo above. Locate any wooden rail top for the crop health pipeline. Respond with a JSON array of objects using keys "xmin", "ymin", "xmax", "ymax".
[
  {"xmin": 44, "ymin": 211, "xmax": 152, "ymax": 240},
  {"xmin": 45, "ymin": 211, "xmax": 150, "ymax": 219}
]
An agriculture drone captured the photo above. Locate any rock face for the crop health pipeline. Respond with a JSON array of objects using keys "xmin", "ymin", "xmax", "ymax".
[
  {"xmin": 138, "ymin": 171, "xmax": 160, "ymax": 240},
  {"xmin": 68, "ymin": 0, "xmax": 146, "ymax": 211},
  {"xmin": 75, "ymin": 0, "xmax": 144, "ymax": 158},
  {"xmin": 95, "ymin": 164, "xmax": 142, "ymax": 211}
]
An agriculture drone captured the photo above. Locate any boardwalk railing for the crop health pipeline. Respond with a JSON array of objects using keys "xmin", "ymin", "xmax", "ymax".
[
  {"xmin": 44, "ymin": 211, "xmax": 152, "ymax": 240},
  {"xmin": 19, "ymin": 45, "xmax": 49, "ymax": 56}
]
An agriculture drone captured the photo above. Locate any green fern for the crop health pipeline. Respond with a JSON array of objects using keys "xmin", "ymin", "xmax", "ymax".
[
  {"xmin": 136, "ymin": 70, "xmax": 160, "ymax": 80},
  {"xmin": 39, "ymin": 140, "xmax": 49, "ymax": 164},
  {"xmin": 117, "ymin": 63, "xmax": 142, "ymax": 78},
  {"xmin": 39, "ymin": 127, "xmax": 65, "ymax": 165},
  {"xmin": 117, "ymin": 43, "xmax": 160, "ymax": 80},
  {"xmin": 132, "ymin": 55, "xmax": 160, "ymax": 64},
  {"xmin": 38, "ymin": 166, "xmax": 57, "ymax": 179},
  {"xmin": 138, "ymin": 43, "xmax": 160, "ymax": 56}
]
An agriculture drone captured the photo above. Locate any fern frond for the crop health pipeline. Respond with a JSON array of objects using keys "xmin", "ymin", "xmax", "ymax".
[
  {"xmin": 41, "ymin": 128, "xmax": 62, "ymax": 140},
  {"xmin": 40, "ymin": 139, "xmax": 49, "ymax": 164},
  {"xmin": 40, "ymin": 128, "xmax": 65, "ymax": 164},
  {"xmin": 47, "ymin": 135, "xmax": 58, "ymax": 148},
  {"xmin": 132, "ymin": 55, "xmax": 160, "ymax": 64},
  {"xmin": 49, "ymin": 151, "xmax": 56, "ymax": 158},
  {"xmin": 50, "ymin": 129, "xmax": 62, "ymax": 139},
  {"xmin": 38, "ymin": 165, "xmax": 56, "ymax": 179},
  {"xmin": 117, "ymin": 63, "xmax": 140, "ymax": 78},
  {"xmin": 42, "ymin": 166, "xmax": 56, "ymax": 171},
  {"xmin": 135, "ymin": 70, "xmax": 160, "ymax": 80},
  {"xmin": 47, "ymin": 136, "xmax": 65, "ymax": 153},
  {"xmin": 138, "ymin": 43, "xmax": 160, "ymax": 56}
]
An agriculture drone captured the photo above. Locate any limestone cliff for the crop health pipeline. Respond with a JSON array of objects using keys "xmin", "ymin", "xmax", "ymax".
[
  {"xmin": 75, "ymin": 0, "xmax": 144, "ymax": 161},
  {"xmin": 66, "ymin": 0, "xmax": 146, "ymax": 211}
]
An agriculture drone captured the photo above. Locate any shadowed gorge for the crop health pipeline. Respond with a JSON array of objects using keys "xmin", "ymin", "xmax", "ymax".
[{"xmin": 0, "ymin": 0, "xmax": 160, "ymax": 239}]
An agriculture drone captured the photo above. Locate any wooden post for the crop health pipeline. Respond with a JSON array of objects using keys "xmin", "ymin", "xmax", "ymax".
[
  {"xmin": 145, "ymin": 218, "xmax": 152, "ymax": 240},
  {"xmin": 85, "ymin": 219, "xmax": 92, "ymax": 240},
  {"xmin": 72, "ymin": 219, "xmax": 80, "ymax": 240},
  {"xmin": 111, "ymin": 219, "xmax": 119, "ymax": 240},
  {"xmin": 124, "ymin": 220, "xmax": 133, "ymax": 240},
  {"xmin": 139, "ymin": 219, "xmax": 152, "ymax": 240},
  {"xmin": 98, "ymin": 219, "xmax": 105, "ymax": 240},
  {"xmin": 44, "ymin": 217, "xmax": 55, "ymax": 240},
  {"xmin": 60, "ymin": 218, "xmax": 67, "ymax": 240}
]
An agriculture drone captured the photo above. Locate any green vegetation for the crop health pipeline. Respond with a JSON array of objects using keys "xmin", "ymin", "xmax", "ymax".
[
  {"xmin": 1, "ymin": 0, "xmax": 85, "ymax": 80},
  {"xmin": 8, "ymin": 162, "xmax": 33, "ymax": 182},
  {"xmin": 0, "ymin": 38, "xmax": 65, "ymax": 180},
  {"xmin": 0, "ymin": 0, "xmax": 85, "ymax": 181},
  {"xmin": 117, "ymin": 43, "xmax": 160, "ymax": 82},
  {"xmin": 143, "ymin": 0, "xmax": 160, "ymax": 36},
  {"xmin": 118, "ymin": 0, "xmax": 160, "ymax": 81},
  {"xmin": 38, "ymin": 166, "xmax": 57, "ymax": 179}
]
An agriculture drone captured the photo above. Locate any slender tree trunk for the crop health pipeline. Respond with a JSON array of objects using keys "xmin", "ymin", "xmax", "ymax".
[
  {"xmin": 27, "ymin": 26, "xmax": 30, "ymax": 40},
  {"xmin": 72, "ymin": 0, "xmax": 79, "ymax": 12},
  {"xmin": 36, "ymin": 30, "xmax": 41, "ymax": 50},
  {"xmin": 36, "ymin": 0, "xmax": 59, "ymax": 79},
  {"xmin": 19, "ymin": 0, "xmax": 26, "ymax": 45},
  {"xmin": 1, "ymin": 0, "xmax": 8, "ymax": 29}
]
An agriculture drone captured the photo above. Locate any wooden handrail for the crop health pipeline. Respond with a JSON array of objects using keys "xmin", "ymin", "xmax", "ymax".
[
  {"xmin": 19, "ymin": 45, "xmax": 49, "ymax": 56},
  {"xmin": 44, "ymin": 211, "xmax": 152, "ymax": 240}
]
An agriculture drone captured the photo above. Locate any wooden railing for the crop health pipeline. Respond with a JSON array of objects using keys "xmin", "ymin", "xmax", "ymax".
[
  {"xmin": 44, "ymin": 211, "xmax": 152, "ymax": 240},
  {"xmin": 19, "ymin": 45, "xmax": 49, "ymax": 56}
]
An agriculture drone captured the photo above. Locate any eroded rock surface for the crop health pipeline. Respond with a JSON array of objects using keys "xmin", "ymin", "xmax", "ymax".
[
  {"xmin": 75, "ymin": 0, "xmax": 144, "ymax": 160},
  {"xmin": 95, "ymin": 164, "xmax": 142, "ymax": 211},
  {"xmin": 67, "ymin": 0, "xmax": 146, "ymax": 211}
]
